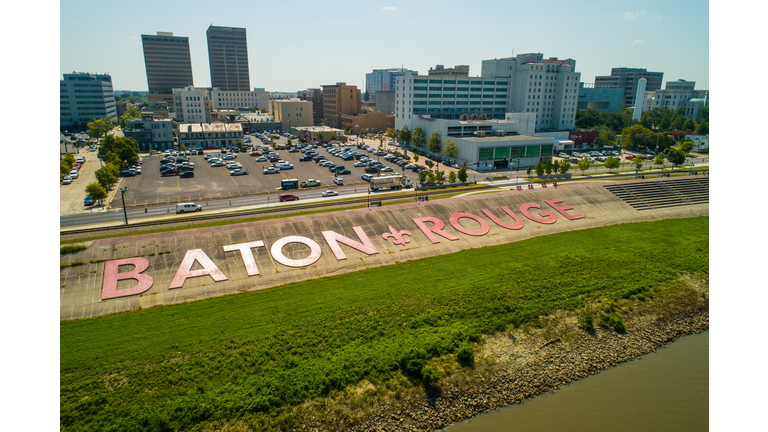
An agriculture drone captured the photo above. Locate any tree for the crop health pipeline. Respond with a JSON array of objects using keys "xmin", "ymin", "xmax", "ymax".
[
  {"xmin": 575, "ymin": 109, "xmax": 601, "ymax": 129},
  {"xmin": 680, "ymin": 140, "xmax": 694, "ymax": 155},
  {"xmin": 631, "ymin": 156, "xmax": 644, "ymax": 172},
  {"xmin": 386, "ymin": 128, "xmax": 397, "ymax": 143},
  {"xmin": 545, "ymin": 161, "xmax": 553, "ymax": 176},
  {"xmin": 435, "ymin": 169, "xmax": 446, "ymax": 185},
  {"xmin": 656, "ymin": 133, "xmax": 676, "ymax": 153},
  {"xmin": 639, "ymin": 111, "xmax": 654, "ymax": 130},
  {"xmin": 559, "ymin": 159, "xmax": 571, "ymax": 174},
  {"xmin": 654, "ymin": 153, "xmax": 667, "ymax": 167},
  {"xmin": 97, "ymin": 135, "xmax": 139, "ymax": 167},
  {"xmin": 671, "ymin": 117, "xmax": 683, "ymax": 131},
  {"xmin": 378, "ymin": 137, "xmax": 384, "ymax": 150},
  {"xmin": 63, "ymin": 153, "xmax": 75, "ymax": 169},
  {"xmin": 87, "ymin": 118, "xmax": 115, "ymax": 139},
  {"xmin": 696, "ymin": 122, "xmax": 709, "ymax": 135},
  {"xmin": 444, "ymin": 139, "xmax": 458, "ymax": 159},
  {"xmin": 666, "ymin": 148, "xmax": 686, "ymax": 167},
  {"xmin": 427, "ymin": 132, "xmax": 441, "ymax": 154},
  {"xmin": 682, "ymin": 118, "xmax": 696, "ymax": 132},
  {"xmin": 621, "ymin": 125, "xmax": 655, "ymax": 149},
  {"xmin": 270, "ymin": 138, "xmax": 275, "ymax": 149},
  {"xmin": 286, "ymin": 138, "xmax": 292, "ymax": 148},
  {"xmin": 399, "ymin": 125, "xmax": 411, "ymax": 147},
  {"xmin": 413, "ymin": 155, "xmax": 419, "ymax": 164},
  {"xmin": 425, "ymin": 159, "xmax": 434, "ymax": 170},
  {"xmin": 426, "ymin": 171, "xmax": 436, "ymax": 185},
  {"xmin": 85, "ymin": 183, "xmax": 107, "ymax": 206},
  {"xmin": 118, "ymin": 107, "xmax": 141, "ymax": 129},
  {"xmin": 604, "ymin": 156, "xmax": 620, "ymax": 173},
  {"xmin": 577, "ymin": 157, "xmax": 591, "ymax": 174},
  {"xmin": 458, "ymin": 166, "xmax": 468, "ymax": 183},
  {"xmin": 594, "ymin": 125, "xmax": 617, "ymax": 144},
  {"xmin": 534, "ymin": 162, "xmax": 545, "ymax": 176},
  {"xmin": 236, "ymin": 139, "xmax": 243, "ymax": 149},
  {"xmin": 448, "ymin": 171, "xmax": 457, "ymax": 183},
  {"xmin": 418, "ymin": 170, "xmax": 428, "ymax": 187},
  {"xmin": 331, "ymin": 133, "xmax": 337, "ymax": 142},
  {"xmin": 412, "ymin": 126, "xmax": 426, "ymax": 149},
  {"xmin": 317, "ymin": 132, "xmax": 324, "ymax": 143},
  {"xmin": 697, "ymin": 107, "xmax": 709, "ymax": 124},
  {"xmin": 95, "ymin": 167, "xmax": 117, "ymax": 190},
  {"xmin": 60, "ymin": 160, "xmax": 71, "ymax": 179},
  {"xmin": 526, "ymin": 165, "xmax": 533, "ymax": 177}
]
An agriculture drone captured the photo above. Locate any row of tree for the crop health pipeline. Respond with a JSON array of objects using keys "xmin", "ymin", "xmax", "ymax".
[
  {"xmin": 416, "ymin": 166, "xmax": 468, "ymax": 187},
  {"xmin": 577, "ymin": 107, "xmax": 709, "ymax": 141},
  {"xmin": 383, "ymin": 125, "xmax": 460, "ymax": 161}
]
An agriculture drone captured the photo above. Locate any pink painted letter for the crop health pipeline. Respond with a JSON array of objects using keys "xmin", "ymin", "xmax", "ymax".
[
  {"xmin": 270, "ymin": 236, "xmax": 323, "ymax": 267},
  {"xmin": 223, "ymin": 241, "xmax": 266, "ymax": 276},
  {"xmin": 545, "ymin": 199, "xmax": 585, "ymax": 220},
  {"xmin": 169, "ymin": 249, "xmax": 228, "ymax": 289},
  {"xmin": 482, "ymin": 207, "xmax": 525, "ymax": 230},
  {"xmin": 102, "ymin": 257, "xmax": 154, "ymax": 300},
  {"xmin": 412, "ymin": 217, "xmax": 460, "ymax": 243},
  {"xmin": 449, "ymin": 212, "xmax": 490, "ymax": 236},
  {"xmin": 322, "ymin": 226, "xmax": 379, "ymax": 260},
  {"xmin": 520, "ymin": 203, "xmax": 558, "ymax": 224}
]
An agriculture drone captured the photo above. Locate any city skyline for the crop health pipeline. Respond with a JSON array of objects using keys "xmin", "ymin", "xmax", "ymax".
[{"xmin": 60, "ymin": 0, "xmax": 709, "ymax": 93}]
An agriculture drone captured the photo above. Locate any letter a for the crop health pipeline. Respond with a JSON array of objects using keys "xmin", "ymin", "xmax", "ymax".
[{"xmin": 169, "ymin": 249, "xmax": 228, "ymax": 289}]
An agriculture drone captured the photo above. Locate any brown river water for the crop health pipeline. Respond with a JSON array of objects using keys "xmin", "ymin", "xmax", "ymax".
[{"xmin": 442, "ymin": 331, "xmax": 709, "ymax": 432}]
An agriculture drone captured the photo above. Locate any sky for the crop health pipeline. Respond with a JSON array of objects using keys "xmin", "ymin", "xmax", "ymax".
[{"xmin": 60, "ymin": 0, "xmax": 710, "ymax": 92}]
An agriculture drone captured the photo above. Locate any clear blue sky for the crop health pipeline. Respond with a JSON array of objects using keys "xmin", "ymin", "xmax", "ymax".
[{"xmin": 60, "ymin": 0, "xmax": 709, "ymax": 92}]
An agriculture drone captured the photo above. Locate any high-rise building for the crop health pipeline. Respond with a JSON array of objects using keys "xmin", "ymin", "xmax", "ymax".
[
  {"xmin": 141, "ymin": 32, "xmax": 194, "ymax": 94},
  {"xmin": 481, "ymin": 53, "xmax": 581, "ymax": 131},
  {"xmin": 365, "ymin": 68, "xmax": 418, "ymax": 101},
  {"xmin": 206, "ymin": 26, "xmax": 250, "ymax": 91},
  {"xmin": 321, "ymin": 83, "xmax": 361, "ymax": 128},
  {"xmin": 60, "ymin": 72, "xmax": 117, "ymax": 128},
  {"xmin": 594, "ymin": 67, "xmax": 663, "ymax": 108}
]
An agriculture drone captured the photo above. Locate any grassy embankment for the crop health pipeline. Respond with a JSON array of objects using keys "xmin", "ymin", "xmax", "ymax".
[{"xmin": 60, "ymin": 217, "xmax": 709, "ymax": 431}]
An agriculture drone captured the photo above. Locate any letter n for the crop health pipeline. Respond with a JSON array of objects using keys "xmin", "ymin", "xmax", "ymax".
[{"xmin": 322, "ymin": 226, "xmax": 379, "ymax": 260}]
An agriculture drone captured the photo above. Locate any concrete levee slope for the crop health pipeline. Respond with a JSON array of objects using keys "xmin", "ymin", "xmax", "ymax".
[{"xmin": 60, "ymin": 181, "xmax": 709, "ymax": 320}]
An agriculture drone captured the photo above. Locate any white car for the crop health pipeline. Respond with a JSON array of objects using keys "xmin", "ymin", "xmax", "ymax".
[
  {"xmin": 354, "ymin": 161, "xmax": 366, "ymax": 167},
  {"xmin": 263, "ymin": 167, "xmax": 280, "ymax": 174},
  {"xmin": 69, "ymin": 170, "xmax": 79, "ymax": 179},
  {"xmin": 226, "ymin": 162, "xmax": 242, "ymax": 169},
  {"xmin": 322, "ymin": 190, "xmax": 339, "ymax": 197},
  {"xmin": 223, "ymin": 154, "xmax": 236, "ymax": 160},
  {"xmin": 62, "ymin": 176, "xmax": 72, "ymax": 185},
  {"xmin": 278, "ymin": 163, "xmax": 294, "ymax": 170}
]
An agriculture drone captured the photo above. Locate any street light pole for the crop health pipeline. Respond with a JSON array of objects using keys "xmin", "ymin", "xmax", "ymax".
[{"xmin": 120, "ymin": 187, "xmax": 129, "ymax": 225}]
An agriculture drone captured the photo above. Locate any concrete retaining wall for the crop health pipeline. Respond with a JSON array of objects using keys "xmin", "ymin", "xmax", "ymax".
[{"xmin": 59, "ymin": 181, "xmax": 708, "ymax": 320}]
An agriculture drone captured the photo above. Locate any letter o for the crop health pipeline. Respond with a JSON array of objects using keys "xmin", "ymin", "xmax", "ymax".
[
  {"xmin": 270, "ymin": 236, "xmax": 322, "ymax": 267},
  {"xmin": 449, "ymin": 212, "xmax": 490, "ymax": 236}
]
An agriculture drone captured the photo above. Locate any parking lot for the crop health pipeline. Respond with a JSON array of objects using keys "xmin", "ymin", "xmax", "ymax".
[{"xmin": 111, "ymin": 135, "xmax": 414, "ymax": 207}]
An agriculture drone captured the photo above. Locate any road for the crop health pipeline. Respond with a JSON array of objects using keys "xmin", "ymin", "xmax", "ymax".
[{"xmin": 60, "ymin": 183, "xmax": 396, "ymax": 229}]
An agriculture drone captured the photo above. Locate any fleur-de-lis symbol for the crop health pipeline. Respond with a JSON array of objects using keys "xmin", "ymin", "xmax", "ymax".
[{"xmin": 382, "ymin": 225, "xmax": 412, "ymax": 245}]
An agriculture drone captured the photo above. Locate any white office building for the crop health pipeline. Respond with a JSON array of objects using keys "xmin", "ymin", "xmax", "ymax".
[
  {"xmin": 640, "ymin": 80, "xmax": 709, "ymax": 121},
  {"xmin": 173, "ymin": 86, "xmax": 212, "ymax": 124},
  {"xmin": 60, "ymin": 72, "xmax": 117, "ymax": 128},
  {"xmin": 481, "ymin": 53, "xmax": 581, "ymax": 131},
  {"xmin": 210, "ymin": 90, "xmax": 269, "ymax": 111},
  {"xmin": 177, "ymin": 122, "xmax": 244, "ymax": 149}
]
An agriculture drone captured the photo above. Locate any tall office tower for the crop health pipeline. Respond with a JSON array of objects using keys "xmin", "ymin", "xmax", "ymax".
[
  {"xmin": 594, "ymin": 67, "xmax": 663, "ymax": 108},
  {"xmin": 206, "ymin": 26, "xmax": 250, "ymax": 91},
  {"xmin": 141, "ymin": 32, "xmax": 194, "ymax": 94},
  {"xmin": 60, "ymin": 72, "xmax": 117, "ymax": 128},
  {"xmin": 365, "ymin": 67, "xmax": 418, "ymax": 101}
]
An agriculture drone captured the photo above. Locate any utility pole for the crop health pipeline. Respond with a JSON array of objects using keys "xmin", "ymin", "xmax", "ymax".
[{"xmin": 120, "ymin": 187, "xmax": 129, "ymax": 225}]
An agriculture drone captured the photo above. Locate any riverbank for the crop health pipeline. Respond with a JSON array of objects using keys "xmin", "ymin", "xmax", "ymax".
[{"xmin": 295, "ymin": 275, "xmax": 709, "ymax": 432}]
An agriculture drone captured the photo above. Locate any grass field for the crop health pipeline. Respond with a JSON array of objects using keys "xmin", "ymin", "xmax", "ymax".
[{"xmin": 60, "ymin": 216, "xmax": 709, "ymax": 431}]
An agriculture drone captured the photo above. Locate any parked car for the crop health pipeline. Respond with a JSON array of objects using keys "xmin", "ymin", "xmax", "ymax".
[
  {"xmin": 61, "ymin": 176, "xmax": 72, "ymax": 185},
  {"xmin": 249, "ymin": 151, "xmax": 262, "ymax": 156},
  {"xmin": 211, "ymin": 161, "xmax": 225, "ymax": 167},
  {"xmin": 380, "ymin": 167, "xmax": 393, "ymax": 172},
  {"xmin": 301, "ymin": 179, "xmax": 321, "ymax": 188},
  {"xmin": 322, "ymin": 190, "xmax": 339, "ymax": 197},
  {"xmin": 263, "ymin": 167, "xmax": 280, "ymax": 174},
  {"xmin": 279, "ymin": 194, "xmax": 299, "ymax": 202},
  {"xmin": 338, "ymin": 169, "xmax": 351, "ymax": 175},
  {"xmin": 180, "ymin": 171, "xmax": 195, "ymax": 178},
  {"xmin": 279, "ymin": 163, "xmax": 294, "ymax": 170},
  {"xmin": 299, "ymin": 155, "xmax": 313, "ymax": 162},
  {"xmin": 255, "ymin": 156, "xmax": 268, "ymax": 162},
  {"xmin": 333, "ymin": 177, "xmax": 344, "ymax": 185},
  {"xmin": 230, "ymin": 169, "xmax": 249, "ymax": 176}
]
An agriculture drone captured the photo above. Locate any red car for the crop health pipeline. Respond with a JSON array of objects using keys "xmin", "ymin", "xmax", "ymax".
[
  {"xmin": 279, "ymin": 194, "xmax": 299, "ymax": 202},
  {"xmin": 625, "ymin": 155, "xmax": 634, "ymax": 160},
  {"xmin": 249, "ymin": 151, "xmax": 262, "ymax": 156},
  {"xmin": 269, "ymin": 156, "xmax": 281, "ymax": 162}
]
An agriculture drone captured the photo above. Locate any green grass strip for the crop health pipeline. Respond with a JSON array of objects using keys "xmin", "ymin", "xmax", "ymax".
[{"xmin": 60, "ymin": 217, "xmax": 708, "ymax": 431}]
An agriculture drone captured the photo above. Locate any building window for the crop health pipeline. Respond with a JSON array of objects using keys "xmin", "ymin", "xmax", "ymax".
[{"xmin": 478, "ymin": 148, "xmax": 494, "ymax": 160}]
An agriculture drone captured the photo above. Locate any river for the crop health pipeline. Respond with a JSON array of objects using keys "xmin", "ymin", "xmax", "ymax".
[{"xmin": 442, "ymin": 331, "xmax": 708, "ymax": 431}]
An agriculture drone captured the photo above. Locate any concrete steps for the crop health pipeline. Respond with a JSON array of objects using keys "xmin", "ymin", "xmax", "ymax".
[{"xmin": 603, "ymin": 177, "xmax": 709, "ymax": 211}]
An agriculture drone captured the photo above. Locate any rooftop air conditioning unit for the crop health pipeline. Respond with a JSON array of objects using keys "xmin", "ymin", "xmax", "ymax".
[
  {"xmin": 493, "ymin": 130, "xmax": 506, "ymax": 136},
  {"xmin": 473, "ymin": 131, "xmax": 486, "ymax": 137}
]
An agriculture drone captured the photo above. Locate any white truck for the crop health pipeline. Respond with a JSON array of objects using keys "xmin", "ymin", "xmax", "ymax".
[
  {"xmin": 300, "ymin": 179, "xmax": 321, "ymax": 188},
  {"xmin": 370, "ymin": 175, "xmax": 402, "ymax": 191}
]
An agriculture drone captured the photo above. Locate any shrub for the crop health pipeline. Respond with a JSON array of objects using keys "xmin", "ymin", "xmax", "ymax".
[
  {"xmin": 456, "ymin": 343, "xmax": 474, "ymax": 367},
  {"xmin": 578, "ymin": 311, "xmax": 595, "ymax": 332},
  {"xmin": 60, "ymin": 245, "xmax": 88, "ymax": 254},
  {"xmin": 598, "ymin": 312, "xmax": 626, "ymax": 333},
  {"xmin": 421, "ymin": 366, "xmax": 441, "ymax": 385}
]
